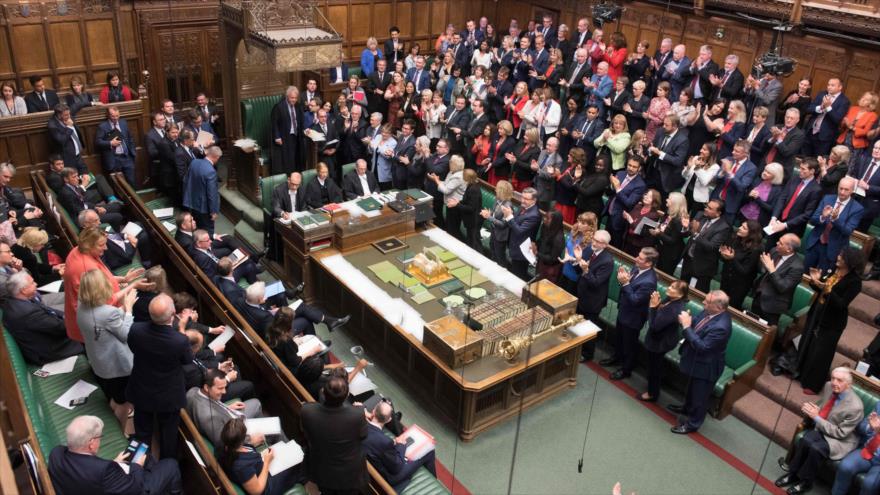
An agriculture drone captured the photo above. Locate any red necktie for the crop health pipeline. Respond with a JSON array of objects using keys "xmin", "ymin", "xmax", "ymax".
[
  {"xmin": 818, "ymin": 393, "xmax": 838, "ymax": 419},
  {"xmin": 862, "ymin": 434, "xmax": 880, "ymax": 460},
  {"xmin": 719, "ymin": 162, "xmax": 740, "ymax": 200},
  {"xmin": 820, "ymin": 202, "xmax": 841, "ymax": 244},
  {"xmin": 590, "ymin": 252, "xmax": 597, "ymax": 263},
  {"xmin": 765, "ymin": 128, "xmax": 788, "ymax": 163},
  {"xmin": 780, "ymin": 181, "xmax": 805, "ymax": 221},
  {"xmin": 716, "ymin": 121, "xmax": 734, "ymax": 150}
]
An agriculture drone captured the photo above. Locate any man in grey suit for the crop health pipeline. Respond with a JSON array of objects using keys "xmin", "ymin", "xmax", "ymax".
[
  {"xmin": 776, "ymin": 367, "xmax": 864, "ymax": 495},
  {"xmin": 533, "ymin": 137, "xmax": 564, "ymax": 210},
  {"xmin": 185, "ymin": 369, "xmax": 263, "ymax": 447},
  {"xmin": 751, "ymin": 233, "xmax": 803, "ymax": 329},
  {"xmin": 744, "ymin": 72, "xmax": 783, "ymax": 125},
  {"xmin": 271, "ymin": 172, "xmax": 304, "ymax": 220}
]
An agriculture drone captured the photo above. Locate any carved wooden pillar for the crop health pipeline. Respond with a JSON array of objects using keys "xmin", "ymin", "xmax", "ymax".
[
  {"xmin": 790, "ymin": 0, "xmax": 804, "ymax": 25},
  {"xmin": 694, "ymin": 0, "xmax": 705, "ymax": 16}
]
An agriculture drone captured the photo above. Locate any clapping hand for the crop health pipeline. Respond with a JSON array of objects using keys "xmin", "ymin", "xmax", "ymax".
[
  {"xmin": 622, "ymin": 211, "xmax": 634, "ymax": 224},
  {"xmin": 801, "ymin": 402, "xmax": 820, "ymax": 418},
  {"xmin": 809, "ymin": 267, "xmax": 826, "ymax": 288},
  {"xmin": 616, "ymin": 266, "xmax": 630, "ymax": 285},
  {"xmin": 678, "ymin": 310, "xmax": 692, "ymax": 329},
  {"xmin": 759, "ymin": 252, "xmax": 776, "ymax": 273},
  {"xmin": 480, "ymin": 208, "xmax": 491, "ymax": 219},
  {"xmin": 719, "ymin": 245, "xmax": 734, "ymax": 260},
  {"xmin": 649, "ymin": 291, "xmax": 661, "ymax": 308},
  {"xmin": 501, "ymin": 205, "xmax": 513, "ymax": 217}
]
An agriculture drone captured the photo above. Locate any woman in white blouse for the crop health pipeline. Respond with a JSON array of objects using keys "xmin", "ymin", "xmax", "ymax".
[
  {"xmin": 428, "ymin": 155, "xmax": 467, "ymax": 238},
  {"xmin": 0, "ymin": 81, "xmax": 27, "ymax": 117},
  {"xmin": 536, "ymin": 87, "xmax": 562, "ymax": 140},
  {"xmin": 465, "ymin": 65, "xmax": 489, "ymax": 105},
  {"xmin": 681, "ymin": 141, "xmax": 720, "ymax": 214},
  {"xmin": 424, "ymin": 92, "xmax": 447, "ymax": 147},
  {"xmin": 471, "ymin": 40, "xmax": 496, "ymax": 71},
  {"xmin": 517, "ymin": 89, "xmax": 543, "ymax": 138}
]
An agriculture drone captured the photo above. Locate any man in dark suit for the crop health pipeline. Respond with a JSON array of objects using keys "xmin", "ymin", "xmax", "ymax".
[
  {"xmin": 144, "ymin": 112, "xmax": 167, "ymax": 189},
  {"xmin": 745, "ymin": 72, "xmax": 784, "ymax": 125},
  {"xmin": 527, "ymin": 35, "xmax": 551, "ymax": 91},
  {"xmin": 765, "ymin": 108, "xmax": 806, "ymax": 181},
  {"xmin": 195, "ymin": 92, "xmax": 221, "ymax": 136},
  {"xmin": 95, "ymin": 106, "xmax": 137, "ymax": 186},
  {"xmin": 363, "ymin": 400, "xmax": 437, "ymax": 493},
  {"xmin": 776, "ymin": 368, "xmax": 864, "ymax": 494},
  {"xmin": 337, "ymin": 103, "xmax": 367, "ymax": 166},
  {"xmin": 804, "ymin": 177, "xmax": 864, "ymax": 272},
  {"xmin": 451, "ymin": 33, "xmax": 473, "ymax": 77},
  {"xmin": 649, "ymin": 38, "xmax": 673, "ymax": 96},
  {"xmin": 308, "ymin": 109, "xmax": 341, "ymax": 180},
  {"xmin": 48, "ymin": 415, "xmax": 182, "ymax": 494},
  {"xmin": 709, "ymin": 54, "xmax": 744, "ymax": 102},
  {"xmin": 751, "ymin": 233, "xmax": 804, "ymax": 328},
  {"xmin": 182, "ymin": 146, "xmax": 222, "ymax": 236},
  {"xmin": 24, "ymin": 75, "xmax": 59, "ymax": 113},
  {"xmin": 574, "ymin": 230, "xmax": 613, "ymax": 361},
  {"xmin": 766, "ymin": 158, "xmax": 823, "ymax": 247},
  {"xmin": 461, "ymin": 100, "xmax": 489, "ymax": 165},
  {"xmin": 503, "ymin": 187, "xmax": 541, "ymax": 281},
  {"xmin": 710, "ymin": 140, "xmax": 757, "ymax": 223},
  {"xmin": 237, "ymin": 282, "xmax": 277, "ymax": 337},
  {"xmin": 329, "ymin": 48, "xmax": 350, "ymax": 84},
  {"xmin": 58, "ymin": 167, "xmax": 125, "ymax": 232},
  {"xmin": 684, "ymin": 45, "xmax": 719, "ymax": 105},
  {"xmin": 384, "ymin": 26, "xmax": 404, "ymax": 66},
  {"xmin": 560, "ymin": 48, "xmax": 592, "ymax": 106},
  {"xmin": 126, "ymin": 294, "xmax": 193, "ymax": 459},
  {"xmin": 669, "ymin": 290, "xmax": 732, "ymax": 434},
  {"xmin": 302, "ymin": 163, "xmax": 344, "ymax": 209},
  {"xmin": 425, "ymin": 141, "xmax": 451, "ymax": 227},
  {"xmin": 803, "ymin": 78, "xmax": 851, "ymax": 158},
  {"xmin": 405, "ymin": 56, "xmax": 432, "ymax": 93},
  {"xmin": 342, "ymin": 159, "xmax": 379, "ymax": 200},
  {"xmin": 47, "ymin": 104, "xmax": 88, "ymax": 174},
  {"xmin": 272, "ymin": 171, "xmax": 305, "ymax": 220},
  {"xmin": 174, "ymin": 130, "xmax": 201, "ymax": 196},
  {"xmin": 392, "ymin": 120, "xmax": 417, "ymax": 190},
  {"xmin": 366, "ymin": 59, "xmax": 392, "ymax": 116},
  {"xmin": 174, "ymin": 211, "xmax": 241, "ymax": 257},
  {"xmin": 1, "ymin": 272, "xmax": 81, "ymax": 365},
  {"xmin": 660, "ymin": 44, "xmax": 691, "ymax": 101},
  {"xmin": 300, "ymin": 376, "xmax": 368, "ymax": 494},
  {"xmin": 271, "ymin": 86, "xmax": 305, "ymax": 175},
  {"xmin": 605, "ymin": 156, "xmax": 647, "ymax": 248},
  {"xmin": 850, "ymin": 140, "xmax": 880, "ymax": 232},
  {"xmin": 443, "ymin": 96, "xmax": 472, "ymax": 156},
  {"xmin": 302, "ymin": 79, "xmax": 322, "ymax": 109},
  {"xmin": 486, "ymin": 67, "xmax": 514, "ymax": 123},
  {"xmin": 189, "ymin": 229, "xmax": 260, "ymax": 284},
  {"xmin": 573, "ymin": 17, "xmax": 591, "ymax": 48},
  {"xmin": 647, "ymin": 114, "xmax": 689, "ymax": 194},
  {"xmin": 573, "ymin": 105, "xmax": 604, "ymax": 163},
  {"xmin": 680, "ymin": 199, "xmax": 730, "ymax": 292},
  {"xmin": 182, "ymin": 332, "xmax": 256, "ymax": 402},
  {"xmin": 606, "ymin": 248, "xmax": 659, "ymax": 380}
]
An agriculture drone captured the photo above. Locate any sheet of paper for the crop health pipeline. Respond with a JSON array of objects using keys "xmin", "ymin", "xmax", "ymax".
[
  {"xmin": 185, "ymin": 440, "xmax": 206, "ymax": 468},
  {"xmin": 54, "ymin": 380, "xmax": 98, "ymax": 410},
  {"xmin": 245, "ymin": 417, "xmax": 282, "ymax": 436},
  {"xmin": 162, "ymin": 221, "xmax": 176, "ymax": 232},
  {"xmin": 296, "ymin": 335, "xmax": 327, "ymax": 357},
  {"xmin": 346, "ymin": 368, "xmax": 377, "ymax": 396},
  {"xmin": 120, "ymin": 222, "xmax": 143, "ymax": 238},
  {"xmin": 264, "ymin": 280, "xmax": 285, "ymax": 299},
  {"xmin": 268, "ymin": 440, "xmax": 304, "ymax": 476},
  {"xmin": 37, "ymin": 279, "xmax": 63, "ymax": 293},
  {"xmin": 397, "ymin": 425, "xmax": 436, "ymax": 461},
  {"xmin": 763, "ymin": 225, "xmax": 775, "ymax": 236},
  {"xmin": 39, "ymin": 356, "xmax": 78, "ymax": 376},
  {"xmin": 208, "ymin": 326, "xmax": 236, "ymax": 352},
  {"xmin": 410, "ymin": 291, "xmax": 436, "ymax": 305},
  {"xmin": 153, "ymin": 207, "xmax": 174, "ymax": 219},
  {"xmin": 307, "ymin": 131, "xmax": 326, "ymax": 142},
  {"xmin": 289, "ymin": 299, "xmax": 303, "ymax": 311},
  {"xmin": 519, "ymin": 238, "xmax": 537, "ymax": 266},
  {"xmin": 857, "ymin": 361, "xmax": 871, "ymax": 375}
]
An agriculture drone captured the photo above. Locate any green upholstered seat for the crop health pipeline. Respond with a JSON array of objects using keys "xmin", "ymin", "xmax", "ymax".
[
  {"xmin": 349, "ymin": 66, "xmax": 363, "ymax": 80},
  {"xmin": 341, "ymin": 162, "xmax": 357, "ymax": 178},
  {"xmin": 241, "ymin": 94, "xmax": 284, "ymax": 166},
  {"xmin": 260, "ymin": 174, "xmax": 288, "ymax": 215},
  {"xmin": 2, "ymin": 329, "xmax": 128, "ymax": 460},
  {"xmin": 301, "ymin": 169, "xmax": 317, "ymax": 188},
  {"xmin": 380, "ymin": 431, "xmax": 450, "ymax": 494}
]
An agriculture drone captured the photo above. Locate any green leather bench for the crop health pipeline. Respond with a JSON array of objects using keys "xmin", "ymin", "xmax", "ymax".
[
  {"xmin": 380, "ymin": 431, "xmax": 450, "ymax": 494},
  {"xmin": 788, "ymin": 380, "xmax": 880, "ymax": 491},
  {"xmin": 2, "ymin": 328, "xmax": 129, "ymax": 461},
  {"xmin": 241, "ymin": 94, "xmax": 284, "ymax": 169}
]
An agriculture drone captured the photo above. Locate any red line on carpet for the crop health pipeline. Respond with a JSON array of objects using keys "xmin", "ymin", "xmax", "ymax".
[{"xmin": 584, "ymin": 361, "xmax": 786, "ymax": 495}]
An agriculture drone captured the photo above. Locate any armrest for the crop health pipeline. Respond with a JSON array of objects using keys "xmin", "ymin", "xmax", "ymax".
[
  {"xmin": 733, "ymin": 359, "xmax": 757, "ymax": 378},
  {"xmin": 793, "ymin": 306, "xmax": 811, "ymax": 319}
]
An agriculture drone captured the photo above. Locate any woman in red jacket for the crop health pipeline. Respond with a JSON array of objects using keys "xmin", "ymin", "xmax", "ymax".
[
  {"xmin": 601, "ymin": 32, "xmax": 629, "ymax": 85},
  {"xmin": 98, "ymin": 71, "xmax": 134, "ymax": 104},
  {"xmin": 837, "ymin": 91, "xmax": 878, "ymax": 156}
]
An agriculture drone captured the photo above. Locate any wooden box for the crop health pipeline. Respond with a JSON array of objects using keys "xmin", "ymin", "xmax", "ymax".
[
  {"xmin": 423, "ymin": 315, "xmax": 484, "ymax": 369},
  {"xmin": 522, "ymin": 279, "xmax": 578, "ymax": 324}
]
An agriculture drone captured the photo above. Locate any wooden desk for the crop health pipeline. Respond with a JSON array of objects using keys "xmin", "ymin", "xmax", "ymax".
[{"xmin": 308, "ymin": 232, "xmax": 593, "ymax": 441}]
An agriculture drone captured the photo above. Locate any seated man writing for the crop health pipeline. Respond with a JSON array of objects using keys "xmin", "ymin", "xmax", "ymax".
[{"xmin": 362, "ymin": 399, "xmax": 437, "ymax": 493}]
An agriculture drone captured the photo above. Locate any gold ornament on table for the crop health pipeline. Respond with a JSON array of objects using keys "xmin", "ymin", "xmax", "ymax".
[
  {"xmin": 496, "ymin": 314, "xmax": 585, "ymax": 362},
  {"xmin": 406, "ymin": 249, "xmax": 454, "ymax": 287}
]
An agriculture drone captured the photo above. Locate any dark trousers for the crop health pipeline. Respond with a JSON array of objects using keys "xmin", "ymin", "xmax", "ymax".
[
  {"xmin": 804, "ymin": 242, "xmax": 835, "ymax": 273},
  {"xmin": 211, "ymin": 235, "xmax": 241, "ymax": 258},
  {"xmin": 445, "ymin": 207, "xmax": 463, "ymax": 241},
  {"xmin": 192, "ymin": 210, "xmax": 215, "ymax": 237},
  {"xmin": 464, "ymin": 224, "xmax": 481, "ymax": 251},
  {"xmin": 646, "ymin": 351, "xmax": 665, "ymax": 398},
  {"xmin": 98, "ymin": 202, "xmax": 126, "ymax": 232},
  {"xmin": 509, "ymin": 259, "xmax": 530, "ymax": 281},
  {"xmin": 801, "ymin": 137, "xmax": 833, "ymax": 159},
  {"xmin": 432, "ymin": 197, "xmax": 445, "ymax": 229},
  {"xmin": 232, "ymin": 260, "xmax": 260, "ymax": 284},
  {"xmin": 751, "ymin": 296, "xmax": 783, "ymax": 345},
  {"xmin": 682, "ymin": 376, "xmax": 714, "ymax": 430},
  {"xmin": 788, "ymin": 429, "xmax": 830, "ymax": 483},
  {"xmin": 143, "ymin": 457, "xmax": 182, "ymax": 494},
  {"xmin": 615, "ymin": 322, "xmax": 642, "ymax": 374},
  {"xmin": 680, "ymin": 260, "xmax": 712, "ymax": 293},
  {"xmin": 490, "ymin": 239, "xmax": 509, "ymax": 268},
  {"xmin": 388, "ymin": 450, "xmax": 438, "ymax": 492},
  {"xmin": 133, "ymin": 409, "xmax": 180, "ymax": 460},
  {"xmin": 292, "ymin": 303, "xmax": 326, "ymax": 335}
]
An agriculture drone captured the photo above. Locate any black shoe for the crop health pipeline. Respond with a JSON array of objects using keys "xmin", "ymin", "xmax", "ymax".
[
  {"xmin": 670, "ymin": 424, "xmax": 697, "ymax": 434},
  {"xmin": 394, "ymin": 411, "xmax": 403, "ymax": 422},
  {"xmin": 786, "ymin": 480, "xmax": 812, "ymax": 494},
  {"xmin": 599, "ymin": 358, "xmax": 620, "ymax": 367},
  {"xmin": 777, "ymin": 456, "xmax": 790, "ymax": 473},
  {"xmin": 327, "ymin": 315, "xmax": 351, "ymax": 332},
  {"xmin": 666, "ymin": 404, "xmax": 686, "ymax": 414},
  {"xmin": 284, "ymin": 289, "xmax": 298, "ymax": 299},
  {"xmin": 290, "ymin": 282, "xmax": 305, "ymax": 299},
  {"xmin": 774, "ymin": 474, "xmax": 796, "ymax": 487},
  {"xmin": 609, "ymin": 370, "xmax": 631, "ymax": 380}
]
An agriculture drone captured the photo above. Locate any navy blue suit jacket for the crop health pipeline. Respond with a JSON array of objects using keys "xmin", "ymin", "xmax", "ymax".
[
  {"xmin": 616, "ymin": 268, "xmax": 657, "ymax": 329},
  {"xmin": 95, "ymin": 119, "xmax": 136, "ymax": 171},
  {"xmin": 506, "ymin": 204, "xmax": 541, "ymax": 262},
  {"xmin": 679, "ymin": 311, "xmax": 732, "ymax": 382},
  {"xmin": 182, "ymin": 158, "xmax": 219, "ymax": 214},
  {"xmin": 362, "ymin": 425, "xmax": 410, "ymax": 492},
  {"xmin": 710, "ymin": 159, "xmax": 757, "ymax": 216},
  {"xmin": 606, "ymin": 171, "xmax": 646, "ymax": 231},
  {"xmin": 215, "ymin": 276, "xmax": 245, "ymax": 309},
  {"xmin": 771, "ymin": 177, "xmax": 823, "ymax": 236},
  {"xmin": 805, "ymin": 91, "xmax": 850, "ymax": 142},
  {"xmin": 126, "ymin": 321, "xmax": 193, "ymax": 412},
  {"xmin": 575, "ymin": 247, "xmax": 612, "ymax": 316},
  {"xmin": 850, "ymin": 156, "xmax": 880, "ymax": 219},
  {"xmin": 405, "ymin": 67, "xmax": 432, "ymax": 92},
  {"xmin": 49, "ymin": 447, "xmax": 144, "ymax": 495},
  {"xmin": 805, "ymin": 195, "xmax": 864, "ymax": 254}
]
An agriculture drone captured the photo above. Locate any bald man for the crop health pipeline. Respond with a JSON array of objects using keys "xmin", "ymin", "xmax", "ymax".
[{"xmin": 126, "ymin": 294, "xmax": 193, "ymax": 459}]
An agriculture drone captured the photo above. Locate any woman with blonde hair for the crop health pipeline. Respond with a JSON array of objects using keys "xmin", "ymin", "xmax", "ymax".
[
  {"xmin": 594, "ymin": 114, "xmax": 632, "ymax": 171},
  {"xmin": 740, "ymin": 161, "xmax": 784, "ymax": 225},
  {"xmin": 428, "ymin": 155, "xmax": 467, "ymax": 238},
  {"xmin": 132, "ymin": 265, "xmax": 172, "ymax": 322},
  {"xmin": 837, "ymin": 91, "xmax": 878, "ymax": 155},
  {"xmin": 408, "ymin": 135, "xmax": 431, "ymax": 189},
  {"xmin": 505, "ymin": 81, "xmax": 529, "ymax": 134},
  {"xmin": 509, "ymin": 127, "xmax": 541, "ymax": 191},
  {"xmin": 710, "ymin": 99, "xmax": 747, "ymax": 157},
  {"xmin": 360, "ymin": 36, "xmax": 383, "ymax": 76},
  {"xmin": 13, "ymin": 227, "xmax": 64, "ymax": 286},
  {"xmin": 558, "ymin": 211, "xmax": 599, "ymax": 294},
  {"xmin": 77, "ymin": 268, "xmax": 138, "ymax": 426},
  {"xmin": 424, "ymin": 91, "xmax": 446, "ymax": 148},
  {"xmin": 488, "ymin": 120, "xmax": 516, "ymax": 185},
  {"xmin": 482, "ymin": 180, "xmax": 514, "ymax": 266},
  {"xmin": 818, "ymin": 145, "xmax": 851, "ymax": 195},
  {"xmin": 651, "ymin": 192, "xmax": 689, "ymax": 274}
]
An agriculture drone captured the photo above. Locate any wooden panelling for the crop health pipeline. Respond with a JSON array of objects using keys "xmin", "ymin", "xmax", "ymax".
[
  {"xmin": 11, "ymin": 24, "xmax": 50, "ymax": 73},
  {"xmin": 397, "ymin": 2, "xmax": 413, "ymax": 36},
  {"xmin": 373, "ymin": 3, "xmax": 392, "ymax": 38},
  {"xmin": 430, "ymin": 0, "xmax": 448, "ymax": 33},
  {"xmin": 349, "ymin": 4, "xmax": 372, "ymax": 41},
  {"xmin": 85, "ymin": 19, "xmax": 118, "ymax": 65},
  {"xmin": 0, "ymin": 30, "xmax": 12, "ymax": 75},
  {"xmin": 50, "ymin": 22, "xmax": 86, "ymax": 69},
  {"xmin": 328, "ymin": 5, "xmax": 348, "ymax": 40},
  {"xmin": 414, "ymin": 1, "xmax": 430, "ymax": 36}
]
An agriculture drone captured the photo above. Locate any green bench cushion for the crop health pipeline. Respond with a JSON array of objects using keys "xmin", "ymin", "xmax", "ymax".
[{"xmin": 241, "ymin": 94, "xmax": 284, "ymax": 157}]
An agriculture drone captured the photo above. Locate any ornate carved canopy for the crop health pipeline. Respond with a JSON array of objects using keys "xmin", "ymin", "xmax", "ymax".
[{"xmin": 221, "ymin": 0, "xmax": 342, "ymax": 72}]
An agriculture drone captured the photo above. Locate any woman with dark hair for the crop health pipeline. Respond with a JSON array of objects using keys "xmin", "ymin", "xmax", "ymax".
[
  {"xmin": 472, "ymin": 122, "xmax": 495, "ymax": 175},
  {"xmin": 0, "ymin": 80, "xmax": 26, "ymax": 117},
  {"xmin": 132, "ymin": 266, "xmax": 172, "ymax": 322},
  {"xmin": 709, "ymin": 100, "xmax": 747, "ymax": 158},
  {"xmin": 65, "ymin": 76, "xmax": 100, "ymax": 116},
  {"xmin": 554, "ymin": 148, "xmax": 585, "ymax": 224},
  {"xmin": 718, "ymin": 220, "xmax": 764, "ymax": 310},
  {"xmin": 533, "ymin": 210, "xmax": 565, "ymax": 282},
  {"xmin": 219, "ymin": 417, "xmax": 304, "ymax": 495},
  {"xmin": 401, "ymin": 81, "xmax": 420, "ymax": 126},
  {"xmin": 688, "ymin": 98, "xmax": 726, "ymax": 157},
  {"xmin": 794, "ymin": 248, "xmax": 864, "ymax": 393},
  {"xmin": 778, "ymin": 78, "xmax": 812, "ymax": 127},
  {"xmin": 622, "ymin": 189, "xmax": 662, "ymax": 257},
  {"xmin": 639, "ymin": 281, "xmax": 687, "ymax": 402},
  {"xmin": 601, "ymin": 32, "xmax": 628, "ymax": 84},
  {"xmin": 385, "ymin": 72, "xmax": 406, "ymax": 130},
  {"xmin": 437, "ymin": 64, "xmax": 464, "ymax": 107},
  {"xmin": 644, "ymin": 82, "xmax": 672, "ymax": 142},
  {"xmin": 266, "ymin": 307, "xmax": 328, "ymax": 373},
  {"xmin": 681, "ymin": 142, "xmax": 719, "ymax": 214},
  {"xmin": 576, "ymin": 155, "xmax": 610, "ymax": 217},
  {"xmin": 98, "ymin": 71, "xmax": 133, "ymax": 104},
  {"xmin": 557, "ymin": 97, "xmax": 581, "ymax": 158},
  {"xmin": 456, "ymin": 169, "xmax": 484, "ymax": 250}
]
